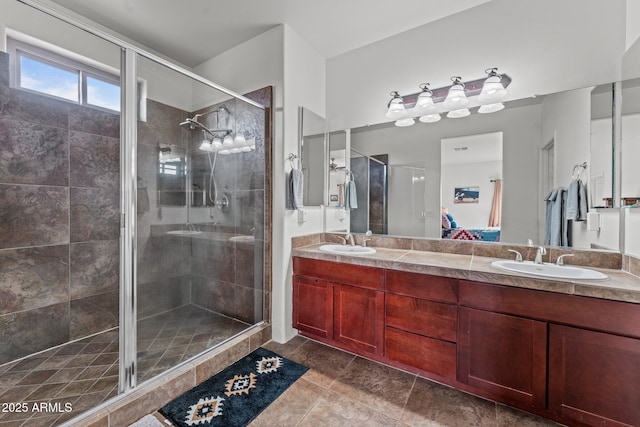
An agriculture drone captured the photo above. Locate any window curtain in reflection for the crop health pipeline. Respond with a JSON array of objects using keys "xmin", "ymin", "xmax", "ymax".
[{"xmin": 488, "ymin": 179, "xmax": 502, "ymax": 227}]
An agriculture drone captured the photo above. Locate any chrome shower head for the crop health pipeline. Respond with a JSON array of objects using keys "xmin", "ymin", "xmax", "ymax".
[{"xmin": 179, "ymin": 118, "xmax": 197, "ymax": 129}]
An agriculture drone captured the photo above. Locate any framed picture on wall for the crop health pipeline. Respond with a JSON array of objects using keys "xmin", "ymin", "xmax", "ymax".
[{"xmin": 454, "ymin": 186, "xmax": 479, "ymax": 204}]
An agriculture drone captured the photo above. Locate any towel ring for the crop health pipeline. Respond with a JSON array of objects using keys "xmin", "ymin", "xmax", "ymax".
[
  {"xmin": 571, "ymin": 162, "xmax": 587, "ymax": 180},
  {"xmin": 288, "ymin": 153, "xmax": 298, "ymax": 170}
]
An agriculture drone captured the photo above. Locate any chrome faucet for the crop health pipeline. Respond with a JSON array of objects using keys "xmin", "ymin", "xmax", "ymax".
[
  {"xmin": 507, "ymin": 249, "xmax": 523, "ymax": 262},
  {"xmin": 362, "ymin": 230, "xmax": 373, "ymax": 247},
  {"xmin": 534, "ymin": 246, "xmax": 547, "ymax": 264},
  {"xmin": 345, "ymin": 233, "xmax": 355, "ymax": 246},
  {"xmin": 555, "ymin": 254, "xmax": 575, "ymax": 266},
  {"xmin": 186, "ymin": 223, "xmax": 197, "ymax": 232}
]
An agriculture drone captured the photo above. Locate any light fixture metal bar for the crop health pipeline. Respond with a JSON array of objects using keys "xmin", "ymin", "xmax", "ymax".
[{"xmin": 399, "ymin": 74, "xmax": 512, "ymax": 109}]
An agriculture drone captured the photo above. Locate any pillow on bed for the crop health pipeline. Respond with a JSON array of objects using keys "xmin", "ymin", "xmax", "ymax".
[
  {"xmin": 446, "ymin": 213, "xmax": 458, "ymax": 229},
  {"xmin": 441, "ymin": 213, "xmax": 451, "ymax": 230}
]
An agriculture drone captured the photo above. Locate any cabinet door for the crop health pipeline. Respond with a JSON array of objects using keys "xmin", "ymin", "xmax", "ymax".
[
  {"xmin": 333, "ymin": 284, "xmax": 384, "ymax": 356},
  {"xmin": 292, "ymin": 276, "xmax": 333, "ymax": 340},
  {"xmin": 458, "ymin": 307, "xmax": 547, "ymax": 408},
  {"xmin": 549, "ymin": 324, "xmax": 640, "ymax": 427}
]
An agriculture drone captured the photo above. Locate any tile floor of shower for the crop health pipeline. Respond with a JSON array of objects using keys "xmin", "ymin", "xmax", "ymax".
[{"xmin": 0, "ymin": 304, "xmax": 249, "ymax": 426}]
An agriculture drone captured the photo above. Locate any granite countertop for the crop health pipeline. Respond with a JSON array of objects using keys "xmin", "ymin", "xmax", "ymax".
[{"xmin": 292, "ymin": 243, "xmax": 640, "ymax": 304}]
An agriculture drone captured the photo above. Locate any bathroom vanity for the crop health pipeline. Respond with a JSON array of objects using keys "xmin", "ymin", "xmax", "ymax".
[{"xmin": 292, "ymin": 243, "xmax": 640, "ymax": 427}]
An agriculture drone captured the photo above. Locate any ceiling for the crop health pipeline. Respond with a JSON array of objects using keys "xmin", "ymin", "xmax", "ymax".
[{"xmin": 47, "ymin": 0, "xmax": 491, "ymax": 67}]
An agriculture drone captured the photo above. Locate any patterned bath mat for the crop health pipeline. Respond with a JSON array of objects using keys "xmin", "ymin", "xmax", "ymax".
[{"xmin": 159, "ymin": 348, "xmax": 308, "ymax": 426}]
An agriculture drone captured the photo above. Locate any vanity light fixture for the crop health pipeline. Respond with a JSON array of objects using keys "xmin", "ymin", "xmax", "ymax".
[
  {"xmin": 197, "ymin": 131, "xmax": 256, "ymax": 154},
  {"xmin": 386, "ymin": 91, "xmax": 407, "ymax": 119},
  {"xmin": 395, "ymin": 117, "xmax": 415, "ymax": 127},
  {"xmin": 414, "ymin": 83, "xmax": 437, "ymax": 114},
  {"xmin": 447, "ymin": 108, "xmax": 471, "ymax": 118},
  {"xmin": 478, "ymin": 68, "xmax": 508, "ymax": 103},
  {"xmin": 478, "ymin": 102, "xmax": 505, "ymax": 114},
  {"xmin": 386, "ymin": 68, "xmax": 511, "ymax": 126},
  {"xmin": 419, "ymin": 113, "xmax": 441, "ymax": 123},
  {"xmin": 443, "ymin": 77, "xmax": 469, "ymax": 110}
]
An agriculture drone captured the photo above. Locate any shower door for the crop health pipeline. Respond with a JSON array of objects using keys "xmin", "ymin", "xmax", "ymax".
[
  {"xmin": 132, "ymin": 55, "xmax": 267, "ymax": 385},
  {"xmin": 0, "ymin": 3, "xmax": 122, "ymax": 424}
]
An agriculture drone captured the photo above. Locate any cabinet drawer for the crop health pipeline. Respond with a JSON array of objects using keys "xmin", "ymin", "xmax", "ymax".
[
  {"xmin": 385, "ymin": 270, "xmax": 457, "ymax": 303},
  {"xmin": 385, "ymin": 328, "xmax": 456, "ymax": 379},
  {"xmin": 293, "ymin": 257, "xmax": 384, "ymax": 290},
  {"xmin": 459, "ymin": 280, "xmax": 640, "ymax": 339},
  {"xmin": 386, "ymin": 294, "xmax": 457, "ymax": 342}
]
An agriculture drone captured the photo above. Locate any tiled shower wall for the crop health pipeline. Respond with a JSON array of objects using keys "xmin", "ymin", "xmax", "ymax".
[
  {"xmin": 0, "ymin": 51, "xmax": 120, "ymax": 365},
  {"xmin": 136, "ymin": 87, "xmax": 270, "ymax": 324},
  {"xmin": 189, "ymin": 88, "xmax": 269, "ymax": 325}
]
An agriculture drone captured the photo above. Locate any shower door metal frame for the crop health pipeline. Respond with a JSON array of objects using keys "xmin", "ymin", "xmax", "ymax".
[
  {"xmin": 119, "ymin": 47, "xmax": 138, "ymax": 393},
  {"xmin": 20, "ymin": 0, "xmax": 267, "ymax": 398}
]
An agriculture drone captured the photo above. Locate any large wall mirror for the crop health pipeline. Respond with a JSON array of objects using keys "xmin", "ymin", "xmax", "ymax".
[
  {"xmin": 298, "ymin": 106, "xmax": 326, "ymax": 206},
  {"xmin": 328, "ymin": 80, "xmax": 629, "ymax": 252}
]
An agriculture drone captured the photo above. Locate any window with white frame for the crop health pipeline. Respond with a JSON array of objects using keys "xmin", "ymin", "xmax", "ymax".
[{"xmin": 7, "ymin": 37, "xmax": 121, "ymax": 112}]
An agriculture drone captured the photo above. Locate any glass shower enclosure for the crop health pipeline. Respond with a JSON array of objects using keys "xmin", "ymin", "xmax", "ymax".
[
  {"xmin": 132, "ymin": 55, "xmax": 267, "ymax": 385},
  {"xmin": 0, "ymin": 2, "xmax": 267, "ymax": 424}
]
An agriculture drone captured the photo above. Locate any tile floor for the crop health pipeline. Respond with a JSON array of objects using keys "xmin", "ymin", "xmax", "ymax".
[
  {"xmin": 149, "ymin": 336, "xmax": 565, "ymax": 427},
  {"xmin": 0, "ymin": 304, "xmax": 249, "ymax": 427}
]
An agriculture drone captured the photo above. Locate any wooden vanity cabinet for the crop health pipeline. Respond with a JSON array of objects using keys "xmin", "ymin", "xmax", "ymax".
[
  {"xmin": 333, "ymin": 283, "xmax": 384, "ymax": 356},
  {"xmin": 292, "ymin": 257, "xmax": 385, "ymax": 356},
  {"xmin": 457, "ymin": 307, "xmax": 547, "ymax": 409},
  {"xmin": 293, "ymin": 257, "xmax": 640, "ymax": 427},
  {"xmin": 548, "ymin": 325, "xmax": 640, "ymax": 427},
  {"xmin": 292, "ymin": 276, "xmax": 333, "ymax": 340},
  {"xmin": 384, "ymin": 270, "xmax": 458, "ymax": 379}
]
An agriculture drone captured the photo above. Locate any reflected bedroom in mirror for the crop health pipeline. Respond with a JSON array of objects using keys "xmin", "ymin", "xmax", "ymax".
[{"xmin": 325, "ymin": 75, "xmax": 634, "ymax": 252}]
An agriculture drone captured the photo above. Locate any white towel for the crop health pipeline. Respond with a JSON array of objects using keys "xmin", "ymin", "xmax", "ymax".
[
  {"xmin": 345, "ymin": 180, "xmax": 358, "ymax": 209},
  {"xmin": 566, "ymin": 179, "xmax": 588, "ymax": 221},
  {"xmin": 286, "ymin": 169, "xmax": 304, "ymax": 210}
]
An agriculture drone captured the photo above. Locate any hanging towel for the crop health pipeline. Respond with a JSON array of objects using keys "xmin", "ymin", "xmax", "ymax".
[
  {"xmin": 286, "ymin": 169, "xmax": 304, "ymax": 210},
  {"xmin": 566, "ymin": 179, "xmax": 588, "ymax": 221},
  {"xmin": 545, "ymin": 187, "xmax": 569, "ymax": 247},
  {"xmin": 344, "ymin": 180, "xmax": 358, "ymax": 209}
]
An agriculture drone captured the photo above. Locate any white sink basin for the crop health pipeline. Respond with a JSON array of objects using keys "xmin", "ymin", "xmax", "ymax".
[
  {"xmin": 491, "ymin": 260, "xmax": 608, "ymax": 280},
  {"xmin": 319, "ymin": 244, "xmax": 376, "ymax": 255},
  {"xmin": 166, "ymin": 230, "xmax": 202, "ymax": 235}
]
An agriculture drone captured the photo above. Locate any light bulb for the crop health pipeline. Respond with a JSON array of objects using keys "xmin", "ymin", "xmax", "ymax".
[
  {"xmin": 394, "ymin": 117, "xmax": 415, "ymax": 127},
  {"xmin": 478, "ymin": 103, "xmax": 505, "ymax": 114},
  {"xmin": 211, "ymin": 136, "xmax": 222, "ymax": 147},
  {"xmin": 446, "ymin": 108, "xmax": 470, "ymax": 118},
  {"xmin": 199, "ymin": 139, "xmax": 213, "ymax": 152},
  {"xmin": 219, "ymin": 149, "xmax": 231, "ymax": 155},
  {"xmin": 414, "ymin": 84, "xmax": 437, "ymax": 115},
  {"xmin": 419, "ymin": 113, "xmax": 441, "ymax": 123},
  {"xmin": 386, "ymin": 91, "xmax": 407, "ymax": 119},
  {"xmin": 230, "ymin": 147, "xmax": 241, "ymax": 154},
  {"xmin": 234, "ymin": 133, "xmax": 246, "ymax": 144},
  {"xmin": 223, "ymin": 134, "xmax": 233, "ymax": 145},
  {"xmin": 241, "ymin": 146, "xmax": 252, "ymax": 152},
  {"xmin": 443, "ymin": 78, "xmax": 468, "ymax": 110},
  {"xmin": 478, "ymin": 75, "xmax": 507, "ymax": 103}
]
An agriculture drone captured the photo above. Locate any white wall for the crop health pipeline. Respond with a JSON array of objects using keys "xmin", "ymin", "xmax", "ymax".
[
  {"xmin": 326, "ymin": 0, "xmax": 625, "ymax": 131},
  {"xmin": 280, "ymin": 25, "xmax": 326, "ymax": 342}
]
